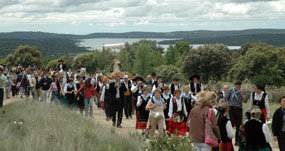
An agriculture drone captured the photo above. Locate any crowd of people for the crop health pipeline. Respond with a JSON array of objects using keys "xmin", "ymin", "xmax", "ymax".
[{"xmin": 0, "ymin": 60, "xmax": 284, "ymax": 151}]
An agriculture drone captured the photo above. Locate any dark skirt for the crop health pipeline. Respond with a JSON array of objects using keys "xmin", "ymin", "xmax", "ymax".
[
  {"xmin": 136, "ymin": 111, "xmax": 150, "ymax": 129},
  {"xmin": 76, "ymin": 94, "xmax": 84, "ymax": 108}
]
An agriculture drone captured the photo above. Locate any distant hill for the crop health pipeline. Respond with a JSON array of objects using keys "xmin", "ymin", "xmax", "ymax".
[
  {"xmin": 159, "ymin": 33, "xmax": 285, "ymax": 46},
  {"xmin": 1, "ymin": 29, "xmax": 285, "ymax": 58},
  {"xmin": 0, "ymin": 38, "xmax": 88, "ymax": 58}
]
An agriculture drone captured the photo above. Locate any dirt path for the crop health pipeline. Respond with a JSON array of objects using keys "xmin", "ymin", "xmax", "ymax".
[{"xmin": 3, "ymin": 97, "xmax": 279, "ymax": 150}]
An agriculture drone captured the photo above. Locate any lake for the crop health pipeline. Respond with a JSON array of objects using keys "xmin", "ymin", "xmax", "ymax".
[{"xmin": 78, "ymin": 38, "xmax": 241, "ymax": 51}]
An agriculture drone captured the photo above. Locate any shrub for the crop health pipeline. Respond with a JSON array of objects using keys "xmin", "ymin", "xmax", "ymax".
[{"xmin": 145, "ymin": 135, "xmax": 194, "ymax": 151}]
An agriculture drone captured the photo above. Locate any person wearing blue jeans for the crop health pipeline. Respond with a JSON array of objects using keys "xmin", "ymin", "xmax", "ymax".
[
  {"xmin": 85, "ymin": 97, "xmax": 94, "ymax": 118},
  {"xmin": 76, "ymin": 78, "xmax": 99, "ymax": 118}
]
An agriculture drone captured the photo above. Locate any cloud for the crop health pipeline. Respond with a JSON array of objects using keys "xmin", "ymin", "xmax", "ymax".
[{"xmin": 0, "ymin": 0, "xmax": 284, "ymax": 27}]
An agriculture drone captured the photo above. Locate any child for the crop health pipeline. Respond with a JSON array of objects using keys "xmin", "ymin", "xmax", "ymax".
[
  {"xmin": 244, "ymin": 108, "xmax": 272, "ymax": 151},
  {"xmin": 238, "ymin": 109, "xmax": 251, "ymax": 151},
  {"xmin": 217, "ymin": 102, "xmax": 234, "ymax": 151},
  {"xmin": 272, "ymin": 96, "xmax": 285, "ymax": 151}
]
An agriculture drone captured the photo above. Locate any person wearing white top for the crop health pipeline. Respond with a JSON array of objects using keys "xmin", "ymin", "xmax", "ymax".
[
  {"xmin": 216, "ymin": 102, "xmax": 234, "ymax": 150},
  {"xmin": 168, "ymin": 93, "xmax": 188, "ymax": 118},
  {"xmin": 167, "ymin": 89, "xmax": 188, "ymax": 136},
  {"xmin": 249, "ymin": 83, "xmax": 270, "ymax": 123},
  {"xmin": 0, "ymin": 68, "xmax": 7, "ymax": 108},
  {"xmin": 152, "ymin": 76, "xmax": 165, "ymax": 93},
  {"xmin": 189, "ymin": 75, "xmax": 203, "ymax": 96}
]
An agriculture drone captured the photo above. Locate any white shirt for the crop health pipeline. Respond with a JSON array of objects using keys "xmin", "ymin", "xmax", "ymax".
[
  {"xmin": 262, "ymin": 123, "xmax": 272, "ymax": 143},
  {"xmin": 136, "ymin": 95, "xmax": 148, "ymax": 107},
  {"xmin": 226, "ymin": 120, "xmax": 234, "ymax": 139},
  {"xmin": 162, "ymin": 93, "xmax": 171, "ymax": 100},
  {"xmin": 116, "ymin": 86, "xmax": 120, "ymax": 99},
  {"xmin": 124, "ymin": 81, "xmax": 129, "ymax": 91},
  {"xmin": 152, "ymin": 82, "xmax": 165, "ymax": 92},
  {"xmin": 0, "ymin": 74, "xmax": 7, "ymax": 89},
  {"xmin": 250, "ymin": 91, "xmax": 270, "ymax": 118},
  {"xmin": 168, "ymin": 97, "xmax": 188, "ymax": 118},
  {"xmin": 131, "ymin": 84, "xmax": 145, "ymax": 94}
]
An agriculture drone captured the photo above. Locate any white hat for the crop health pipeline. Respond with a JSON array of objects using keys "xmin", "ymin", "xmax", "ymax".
[{"xmin": 123, "ymin": 75, "xmax": 128, "ymax": 79}]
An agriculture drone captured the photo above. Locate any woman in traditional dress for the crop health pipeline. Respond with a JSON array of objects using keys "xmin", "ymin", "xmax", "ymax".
[
  {"xmin": 146, "ymin": 88, "xmax": 166, "ymax": 137},
  {"xmin": 136, "ymin": 87, "xmax": 150, "ymax": 135},
  {"xmin": 168, "ymin": 89, "xmax": 188, "ymax": 136},
  {"xmin": 217, "ymin": 102, "xmax": 234, "ymax": 151},
  {"xmin": 64, "ymin": 78, "xmax": 76, "ymax": 108}
]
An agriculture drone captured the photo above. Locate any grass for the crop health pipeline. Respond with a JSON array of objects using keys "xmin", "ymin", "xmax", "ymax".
[{"xmin": 0, "ymin": 101, "xmax": 145, "ymax": 151}]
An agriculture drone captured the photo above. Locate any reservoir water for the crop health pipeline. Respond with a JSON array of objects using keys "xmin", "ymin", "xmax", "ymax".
[{"xmin": 78, "ymin": 38, "xmax": 241, "ymax": 51}]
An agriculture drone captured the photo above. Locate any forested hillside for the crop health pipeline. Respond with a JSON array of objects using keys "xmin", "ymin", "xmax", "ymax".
[{"xmin": 0, "ymin": 38, "xmax": 88, "ymax": 58}]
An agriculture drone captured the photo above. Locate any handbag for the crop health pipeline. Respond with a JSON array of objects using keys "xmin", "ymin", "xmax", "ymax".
[
  {"xmin": 205, "ymin": 108, "xmax": 218, "ymax": 147},
  {"xmin": 16, "ymin": 76, "xmax": 24, "ymax": 89}
]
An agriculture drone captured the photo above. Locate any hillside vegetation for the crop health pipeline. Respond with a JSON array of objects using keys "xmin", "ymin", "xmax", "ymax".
[
  {"xmin": 0, "ymin": 101, "xmax": 144, "ymax": 151},
  {"xmin": 1, "ymin": 29, "xmax": 285, "ymax": 58}
]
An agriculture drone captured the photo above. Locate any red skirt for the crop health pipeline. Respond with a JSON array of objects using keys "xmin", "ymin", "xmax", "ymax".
[
  {"xmin": 101, "ymin": 101, "xmax": 104, "ymax": 110},
  {"xmin": 261, "ymin": 108, "xmax": 267, "ymax": 122},
  {"xmin": 220, "ymin": 142, "xmax": 234, "ymax": 151},
  {"xmin": 168, "ymin": 118, "xmax": 187, "ymax": 136}
]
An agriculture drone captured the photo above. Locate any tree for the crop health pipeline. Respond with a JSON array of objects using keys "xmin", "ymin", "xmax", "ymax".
[
  {"xmin": 5, "ymin": 45, "xmax": 42, "ymax": 68},
  {"xmin": 118, "ymin": 40, "xmax": 163, "ymax": 76},
  {"xmin": 73, "ymin": 52, "xmax": 98, "ymax": 74},
  {"xmin": 133, "ymin": 43, "xmax": 153, "ymax": 76},
  {"xmin": 73, "ymin": 50, "xmax": 115, "ymax": 74},
  {"xmin": 45, "ymin": 55, "xmax": 74, "ymax": 70},
  {"xmin": 164, "ymin": 41, "xmax": 191, "ymax": 65},
  {"xmin": 228, "ymin": 43, "xmax": 285, "ymax": 87},
  {"xmin": 155, "ymin": 65, "xmax": 186, "ymax": 84},
  {"xmin": 181, "ymin": 44, "xmax": 232, "ymax": 83}
]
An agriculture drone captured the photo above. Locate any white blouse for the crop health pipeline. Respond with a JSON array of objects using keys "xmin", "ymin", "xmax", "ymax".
[{"xmin": 168, "ymin": 97, "xmax": 188, "ymax": 118}]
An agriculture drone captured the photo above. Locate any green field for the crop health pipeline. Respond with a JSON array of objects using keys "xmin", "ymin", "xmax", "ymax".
[{"xmin": 0, "ymin": 101, "xmax": 144, "ymax": 151}]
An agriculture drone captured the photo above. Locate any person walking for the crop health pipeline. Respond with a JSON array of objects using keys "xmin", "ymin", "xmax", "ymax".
[
  {"xmin": 224, "ymin": 80, "xmax": 248, "ymax": 146},
  {"xmin": 188, "ymin": 91, "xmax": 221, "ymax": 151},
  {"xmin": 272, "ymin": 96, "xmax": 285, "ymax": 151},
  {"xmin": 110, "ymin": 76, "xmax": 127, "ymax": 128},
  {"xmin": 40, "ymin": 72, "xmax": 52, "ymax": 102},
  {"xmin": 0, "ymin": 68, "xmax": 7, "ymax": 108},
  {"xmin": 76, "ymin": 78, "xmax": 99, "ymax": 118}
]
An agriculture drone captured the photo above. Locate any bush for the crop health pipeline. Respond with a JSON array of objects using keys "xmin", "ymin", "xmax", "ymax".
[{"xmin": 145, "ymin": 135, "xmax": 194, "ymax": 151}]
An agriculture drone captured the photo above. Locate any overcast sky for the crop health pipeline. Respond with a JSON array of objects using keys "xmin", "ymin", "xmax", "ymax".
[{"xmin": 0, "ymin": 0, "xmax": 284, "ymax": 34}]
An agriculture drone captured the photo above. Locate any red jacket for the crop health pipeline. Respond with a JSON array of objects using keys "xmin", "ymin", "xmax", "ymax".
[{"xmin": 77, "ymin": 84, "xmax": 99, "ymax": 99}]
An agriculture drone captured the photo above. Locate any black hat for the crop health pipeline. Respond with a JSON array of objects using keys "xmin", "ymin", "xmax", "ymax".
[
  {"xmin": 135, "ymin": 76, "xmax": 145, "ymax": 83},
  {"xmin": 190, "ymin": 75, "xmax": 200, "ymax": 81},
  {"xmin": 173, "ymin": 77, "xmax": 179, "ymax": 81},
  {"xmin": 151, "ymin": 72, "xmax": 156, "ymax": 76},
  {"xmin": 234, "ymin": 80, "xmax": 242, "ymax": 85}
]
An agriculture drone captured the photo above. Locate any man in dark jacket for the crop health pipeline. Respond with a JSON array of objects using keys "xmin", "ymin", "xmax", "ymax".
[
  {"xmin": 57, "ymin": 59, "xmax": 66, "ymax": 72},
  {"xmin": 110, "ymin": 76, "xmax": 127, "ymax": 128},
  {"xmin": 272, "ymin": 96, "xmax": 285, "ymax": 151},
  {"xmin": 122, "ymin": 75, "xmax": 133, "ymax": 119},
  {"xmin": 40, "ymin": 72, "xmax": 52, "ymax": 102}
]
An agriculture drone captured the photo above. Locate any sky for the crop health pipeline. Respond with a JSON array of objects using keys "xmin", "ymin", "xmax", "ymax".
[{"xmin": 0, "ymin": 0, "xmax": 285, "ymax": 34}]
